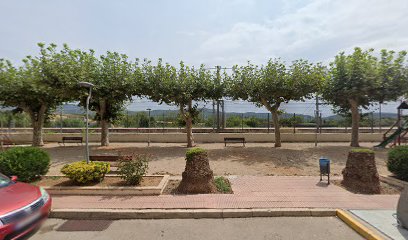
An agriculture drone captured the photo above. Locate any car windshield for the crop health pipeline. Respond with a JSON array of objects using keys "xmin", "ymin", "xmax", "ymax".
[{"xmin": 0, "ymin": 174, "xmax": 11, "ymax": 188}]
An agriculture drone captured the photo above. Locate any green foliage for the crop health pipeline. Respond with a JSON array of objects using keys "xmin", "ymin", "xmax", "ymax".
[
  {"xmin": 61, "ymin": 161, "xmax": 110, "ymax": 185},
  {"xmin": 228, "ymin": 59, "xmax": 325, "ymax": 146},
  {"xmin": 214, "ymin": 176, "xmax": 232, "ymax": 193},
  {"xmin": 323, "ymin": 48, "xmax": 407, "ymax": 147},
  {"xmin": 388, "ymin": 146, "xmax": 408, "ymax": 180},
  {"xmin": 323, "ymin": 48, "xmax": 379, "ymax": 111},
  {"xmin": 350, "ymin": 148, "xmax": 374, "ymax": 154},
  {"xmin": 186, "ymin": 147, "xmax": 206, "ymax": 161},
  {"xmin": 375, "ymin": 50, "xmax": 408, "ymax": 103},
  {"xmin": 117, "ymin": 155, "xmax": 149, "ymax": 185},
  {"xmin": 0, "ymin": 111, "xmax": 31, "ymax": 128},
  {"xmin": 48, "ymin": 117, "xmax": 85, "ymax": 128},
  {"xmin": 0, "ymin": 147, "xmax": 50, "ymax": 182},
  {"xmin": 144, "ymin": 60, "xmax": 214, "ymax": 146}
]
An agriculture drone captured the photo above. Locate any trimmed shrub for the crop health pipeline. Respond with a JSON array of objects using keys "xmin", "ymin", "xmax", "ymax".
[
  {"xmin": 61, "ymin": 161, "xmax": 110, "ymax": 185},
  {"xmin": 214, "ymin": 176, "xmax": 232, "ymax": 193},
  {"xmin": 186, "ymin": 147, "xmax": 206, "ymax": 162},
  {"xmin": 0, "ymin": 147, "xmax": 50, "ymax": 182},
  {"xmin": 118, "ymin": 155, "xmax": 149, "ymax": 185},
  {"xmin": 388, "ymin": 146, "xmax": 408, "ymax": 180}
]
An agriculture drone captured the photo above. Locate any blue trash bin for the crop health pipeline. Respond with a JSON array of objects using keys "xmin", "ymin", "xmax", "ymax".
[{"xmin": 319, "ymin": 158, "xmax": 330, "ymax": 184}]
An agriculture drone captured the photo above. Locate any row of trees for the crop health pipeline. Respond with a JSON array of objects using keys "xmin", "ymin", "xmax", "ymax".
[{"xmin": 0, "ymin": 44, "xmax": 407, "ymax": 147}]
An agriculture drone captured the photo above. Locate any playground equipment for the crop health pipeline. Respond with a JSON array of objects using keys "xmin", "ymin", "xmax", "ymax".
[{"xmin": 376, "ymin": 101, "xmax": 408, "ymax": 148}]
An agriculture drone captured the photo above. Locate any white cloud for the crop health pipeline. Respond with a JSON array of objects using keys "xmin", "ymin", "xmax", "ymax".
[{"xmin": 196, "ymin": 0, "xmax": 408, "ymax": 66}]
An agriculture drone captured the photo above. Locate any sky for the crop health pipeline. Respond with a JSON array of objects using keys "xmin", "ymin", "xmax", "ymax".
[{"xmin": 1, "ymin": 0, "xmax": 407, "ymax": 114}]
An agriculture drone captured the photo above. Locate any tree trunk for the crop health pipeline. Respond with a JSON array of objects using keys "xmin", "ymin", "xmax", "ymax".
[
  {"xmin": 28, "ymin": 105, "xmax": 46, "ymax": 147},
  {"xmin": 99, "ymin": 99, "xmax": 109, "ymax": 146},
  {"xmin": 349, "ymin": 99, "xmax": 360, "ymax": 147},
  {"xmin": 261, "ymin": 99, "xmax": 282, "ymax": 147},
  {"xmin": 32, "ymin": 119, "xmax": 44, "ymax": 147},
  {"xmin": 180, "ymin": 101, "xmax": 195, "ymax": 148},
  {"xmin": 186, "ymin": 117, "xmax": 194, "ymax": 148},
  {"xmin": 271, "ymin": 107, "xmax": 281, "ymax": 147},
  {"xmin": 100, "ymin": 119, "xmax": 109, "ymax": 146}
]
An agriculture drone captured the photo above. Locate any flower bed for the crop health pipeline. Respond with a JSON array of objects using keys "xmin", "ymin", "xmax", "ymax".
[{"xmin": 35, "ymin": 175, "xmax": 169, "ymax": 196}]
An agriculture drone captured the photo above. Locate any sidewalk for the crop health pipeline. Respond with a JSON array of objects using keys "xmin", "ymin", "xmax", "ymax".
[{"xmin": 50, "ymin": 176, "xmax": 399, "ymax": 210}]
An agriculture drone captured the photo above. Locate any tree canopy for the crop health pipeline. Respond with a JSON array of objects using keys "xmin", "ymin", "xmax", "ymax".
[
  {"xmin": 0, "ymin": 43, "xmax": 79, "ymax": 146},
  {"xmin": 323, "ymin": 47, "xmax": 407, "ymax": 147},
  {"xmin": 76, "ymin": 50, "xmax": 142, "ymax": 146},
  {"xmin": 229, "ymin": 58, "xmax": 325, "ymax": 147},
  {"xmin": 144, "ymin": 60, "xmax": 213, "ymax": 147}
]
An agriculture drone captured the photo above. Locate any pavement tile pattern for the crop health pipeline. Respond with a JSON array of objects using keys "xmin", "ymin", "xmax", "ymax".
[{"xmin": 51, "ymin": 176, "xmax": 399, "ymax": 210}]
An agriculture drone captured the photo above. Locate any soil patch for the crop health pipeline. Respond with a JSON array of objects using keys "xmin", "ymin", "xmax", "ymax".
[
  {"xmin": 35, "ymin": 176, "xmax": 162, "ymax": 187},
  {"xmin": 162, "ymin": 179, "xmax": 233, "ymax": 195},
  {"xmin": 43, "ymin": 142, "xmax": 391, "ymax": 177},
  {"xmin": 332, "ymin": 180, "xmax": 401, "ymax": 195}
]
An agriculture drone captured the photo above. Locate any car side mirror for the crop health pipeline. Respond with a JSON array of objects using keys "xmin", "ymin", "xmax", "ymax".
[{"xmin": 10, "ymin": 176, "xmax": 18, "ymax": 182}]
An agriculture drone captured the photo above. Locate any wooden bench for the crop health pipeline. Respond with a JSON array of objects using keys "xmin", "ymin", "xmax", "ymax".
[
  {"xmin": 89, "ymin": 155, "xmax": 133, "ymax": 167},
  {"xmin": 59, "ymin": 136, "xmax": 83, "ymax": 146},
  {"xmin": 224, "ymin": 137, "xmax": 246, "ymax": 147}
]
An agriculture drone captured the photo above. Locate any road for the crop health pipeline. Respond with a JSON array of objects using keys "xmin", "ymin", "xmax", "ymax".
[{"xmin": 27, "ymin": 217, "xmax": 363, "ymax": 240}]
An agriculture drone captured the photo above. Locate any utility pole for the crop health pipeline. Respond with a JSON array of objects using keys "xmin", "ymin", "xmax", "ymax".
[
  {"xmin": 216, "ymin": 100, "xmax": 220, "ymax": 132},
  {"xmin": 212, "ymin": 100, "xmax": 216, "ymax": 131},
  {"xmin": 147, "ymin": 108, "xmax": 151, "ymax": 147},
  {"xmin": 60, "ymin": 105, "xmax": 63, "ymax": 135},
  {"xmin": 267, "ymin": 113, "xmax": 270, "ymax": 133},
  {"xmin": 379, "ymin": 102, "xmax": 382, "ymax": 133},
  {"xmin": 315, "ymin": 96, "xmax": 320, "ymax": 147},
  {"xmin": 221, "ymin": 100, "xmax": 225, "ymax": 130}
]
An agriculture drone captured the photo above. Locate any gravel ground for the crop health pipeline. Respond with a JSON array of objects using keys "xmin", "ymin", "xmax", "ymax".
[{"xmin": 42, "ymin": 142, "xmax": 390, "ymax": 176}]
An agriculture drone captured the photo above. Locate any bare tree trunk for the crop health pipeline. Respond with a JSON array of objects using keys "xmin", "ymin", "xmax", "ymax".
[
  {"xmin": 180, "ymin": 101, "xmax": 195, "ymax": 148},
  {"xmin": 100, "ymin": 119, "xmax": 109, "ymax": 146},
  {"xmin": 32, "ymin": 119, "xmax": 44, "ymax": 147},
  {"xmin": 349, "ymin": 99, "xmax": 360, "ymax": 147},
  {"xmin": 262, "ymin": 99, "xmax": 281, "ymax": 147},
  {"xmin": 99, "ymin": 99, "xmax": 109, "ymax": 146},
  {"xmin": 186, "ymin": 117, "xmax": 194, "ymax": 148},
  {"xmin": 271, "ymin": 107, "xmax": 281, "ymax": 147},
  {"xmin": 28, "ymin": 105, "xmax": 46, "ymax": 147}
]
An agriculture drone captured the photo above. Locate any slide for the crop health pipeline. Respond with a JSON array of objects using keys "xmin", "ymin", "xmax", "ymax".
[{"xmin": 375, "ymin": 126, "xmax": 408, "ymax": 148}]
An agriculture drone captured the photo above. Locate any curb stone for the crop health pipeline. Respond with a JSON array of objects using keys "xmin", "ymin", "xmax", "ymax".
[{"xmin": 50, "ymin": 208, "xmax": 337, "ymax": 220}]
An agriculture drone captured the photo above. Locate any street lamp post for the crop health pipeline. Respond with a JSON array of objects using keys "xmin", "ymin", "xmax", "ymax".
[
  {"xmin": 147, "ymin": 108, "xmax": 151, "ymax": 147},
  {"xmin": 79, "ymin": 82, "xmax": 94, "ymax": 164}
]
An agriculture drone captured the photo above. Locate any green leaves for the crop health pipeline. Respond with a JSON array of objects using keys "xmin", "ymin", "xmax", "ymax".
[
  {"xmin": 229, "ymin": 58, "xmax": 325, "ymax": 109},
  {"xmin": 323, "ymin": 47, "xmax": 408, "ymax": 111}
]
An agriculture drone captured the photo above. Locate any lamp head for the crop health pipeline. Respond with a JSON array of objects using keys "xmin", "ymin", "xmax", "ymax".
[{"xmin": 78, "ymin": 82, "xmax": 94, "ymax": 88}]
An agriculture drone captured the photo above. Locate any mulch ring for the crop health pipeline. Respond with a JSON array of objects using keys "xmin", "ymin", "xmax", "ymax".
[
  {"xmin": 34, "ymin": 176, "xmax": 162, "ymax": 187},
  {"xmin": 332, "ymin": 180, "xmax": 402, "ymax": 195}
]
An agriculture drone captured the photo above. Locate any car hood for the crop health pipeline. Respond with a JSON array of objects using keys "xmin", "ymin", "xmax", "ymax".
[{"xmin": 0, "ymin": 182, "xmax": 41, "ymax": 216}]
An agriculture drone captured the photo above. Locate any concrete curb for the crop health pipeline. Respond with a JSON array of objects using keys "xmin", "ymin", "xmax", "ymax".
[
  {"xmin": 336, "ymin": 210, "xmax": 383, "ymax": 240},
  {"xmin": 43, "ymin": 175, "xmax": 170, "ymax": 196},
  {"xmin": 50, "ymin": 208, "xmax": 336, "ymax": 220}
]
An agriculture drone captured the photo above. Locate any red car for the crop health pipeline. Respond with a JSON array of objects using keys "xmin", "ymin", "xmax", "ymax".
[{"xmin": 0, "ymin": 173, "xmax": 52, "ymax": 240}]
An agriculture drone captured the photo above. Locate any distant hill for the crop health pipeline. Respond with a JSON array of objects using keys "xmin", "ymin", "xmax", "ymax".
[{"xmin": 4, "ymin": 103, "xmax": 397, "ymax": 121}]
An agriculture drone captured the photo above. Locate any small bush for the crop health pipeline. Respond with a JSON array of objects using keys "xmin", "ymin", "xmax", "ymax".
[
  {"xmin": 61, "ymin": 161, "xmax": 110, "ymax": 185},
  {"xmin": 388, "ymin": 146, "xmax": 408, "ymax": 180},
  {"xmin": 0, "ymin": 147, "xmax": 50, "ymax": 182},
  {"xmin": 118, "ymin": 155, "xmax": 149, "ymax": 185},
  {"xmin": 186, "ymin": 148, "xmax": 206, "ymax": 161},
  {"xmin": 350, "ymin": 148, "xmax": 374, "ymax": 154},
  {"xmin": 214, "ymin": 176, "xmax": 232, "ymax": 193}
]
